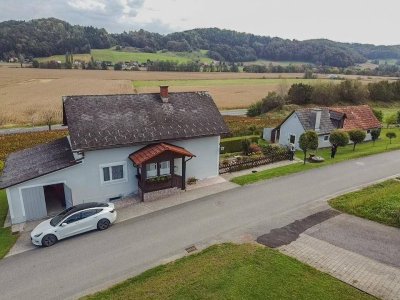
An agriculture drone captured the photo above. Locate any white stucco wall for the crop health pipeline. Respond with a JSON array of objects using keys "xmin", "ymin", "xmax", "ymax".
[
  {"xmin": 263, "ymin": 128, "xmax": 274, "ymax": 141},
  {"xmin": 278, "ymin": 113, "xmax": 305, "ymax": 150},
  {"xmin": 6, "ymin": 135, "xmax": 220, "ymax": 224},
  {"xmin": 318, "ymin": 134, "xmax": 331, "ymax": 148}
]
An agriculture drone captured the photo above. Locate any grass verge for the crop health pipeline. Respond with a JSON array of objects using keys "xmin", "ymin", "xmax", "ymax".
[
  {"xmin": 83, "ymin": 243, "xmax": 374, "ymax": 300},
  {"xmin": 329, "ymin": 179, "xmax": 400, "ymax": 227},
  {"xmin": 232, "ymin": 128, "xmax": 400, "ymax": 185},
  {"xmin": 0, "ymin": 190, "xmax": 18, "ymax": 259}
]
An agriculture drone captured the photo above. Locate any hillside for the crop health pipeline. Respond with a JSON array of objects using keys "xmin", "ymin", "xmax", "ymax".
[{"xmin": 1, "ymin": 18, "xmax": 400, "ymax": 67}]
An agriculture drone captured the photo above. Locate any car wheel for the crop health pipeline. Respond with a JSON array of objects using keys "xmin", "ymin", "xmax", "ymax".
[
  {"xmin": 41, "ymin": 234, "xmax": 57, "ymax": 247},
  {"xmin": 97, "ymin": 219, "xmax": 110, "ymax": 231}
]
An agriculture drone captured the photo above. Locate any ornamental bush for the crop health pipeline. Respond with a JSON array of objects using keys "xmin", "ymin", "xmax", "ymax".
[
  {"xmin": 348, "ymin": 130, "xmax": 366, "ymax": 151},
  {"xmin": 220, "ymin": 136, "xmax": 259, "ymax": 154},
  {"xmin": 329, "ymin": 130, "xmax": 349, "ymax": 147}
]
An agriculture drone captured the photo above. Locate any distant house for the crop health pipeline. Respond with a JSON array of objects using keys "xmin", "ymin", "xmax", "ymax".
[
  {"xmin": 0, "ymin": 87, "xmax": 229, "ymax": 224},
  {"xmin": 269, "ymin": 105, "xmax": 381, "ymax": 149}
]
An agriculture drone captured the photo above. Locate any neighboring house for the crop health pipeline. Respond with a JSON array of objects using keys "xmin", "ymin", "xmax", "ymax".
[
  {"xmin": 270, "ymin": 105, "xmax": 381, "ymax": 149},
  {"xmin": 0, "ymin": 86, "xmax": 229, "ymax": 224}
]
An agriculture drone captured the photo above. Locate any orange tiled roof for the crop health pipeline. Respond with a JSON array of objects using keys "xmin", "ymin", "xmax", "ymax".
[
  {"xmin": 129, "ymin": 143, "xmax": 195, "ymax": 166},
  {"xmin": 330, "ymin": 105, "xmax": 381, "ymax": 131}
]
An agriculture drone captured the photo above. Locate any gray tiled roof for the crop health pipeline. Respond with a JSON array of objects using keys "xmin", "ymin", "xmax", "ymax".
[
  {"xmin": 295, "ymin": 108, "xmax": 342, "ymax": 134},
  {"xmin": 0, "ymin": 137, "xmax": 78, "ymax": 189},
  {"xmin": 63, "ymin": 92, "xmax": 229, "ymax": 151}
]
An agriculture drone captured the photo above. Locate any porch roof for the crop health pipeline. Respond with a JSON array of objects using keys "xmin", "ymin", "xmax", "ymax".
[{"xmin": 129, "ymin": 143, "xmax": 195, "ymax": 166}]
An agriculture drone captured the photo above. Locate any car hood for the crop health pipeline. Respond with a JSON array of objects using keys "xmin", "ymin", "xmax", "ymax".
[{"xmin": 31, "ymin": 219, "xmax": 52, "ymax": 236}]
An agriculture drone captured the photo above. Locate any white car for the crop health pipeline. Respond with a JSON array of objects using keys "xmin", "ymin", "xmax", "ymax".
[{"xmin": 30, "ymin": 202, "xmax": 117, "ymax": 247}]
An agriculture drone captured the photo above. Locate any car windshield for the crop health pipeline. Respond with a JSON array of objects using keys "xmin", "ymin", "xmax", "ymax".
[{"xmin": 50, "ymin": 207, "xmax": 74, "ymax": 226}]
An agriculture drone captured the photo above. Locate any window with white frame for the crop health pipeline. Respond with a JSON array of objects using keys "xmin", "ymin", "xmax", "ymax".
[
  {"xmin": 324, "ymin": 135, "xmax": 329, "ymax": 141},
  {"xmin": 146, "ymin": 163, "xmax": 157, "ymax": 178},
  {"xmin": 160, "ymin": 161, "xmax": 170, "ymax": 175},
  {"xmin": 101, "ymin": 162, "xmax": 126, "ymax": 184}
]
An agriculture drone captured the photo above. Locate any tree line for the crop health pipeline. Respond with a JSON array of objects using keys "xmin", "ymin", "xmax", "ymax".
[
  {"xmin": 2, "ymin": 18, "xmax": 400, "ymax": 68},
  {"xmin": 247, "ymin": 79, "xmax": 400, "ymax": 117}
]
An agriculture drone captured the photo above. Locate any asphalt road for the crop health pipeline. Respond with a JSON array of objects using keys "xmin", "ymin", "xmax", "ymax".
[
  {"xmin": 1, "ymin": 150, "xmax": 400, "ymax": 300},
  {"xmin": 0, "ymin": 125, "xmax": 65, "ymax": 135}
]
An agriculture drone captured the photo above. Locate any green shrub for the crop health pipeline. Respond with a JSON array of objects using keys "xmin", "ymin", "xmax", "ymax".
[
  {"xmin": 220, "ymin": 136, "xmax": 259, "ymax": 154},
  {"xmin": 248, "ymin": 143, "xmax": 262, "ymax": 154},
  {"xmin": 262, "ymin": 144, "xmax": 288, "ymax": 156},
  {"xmin": 372, "ymin": 109, "xmax": 383, "ymax": 122},
  {"xmin": 247, "ymin": 102, "xmax": 262, "ymax": 117},
  {"xmin": 242, "ymin": 139, "xmax": 251, "ymax": 155}
]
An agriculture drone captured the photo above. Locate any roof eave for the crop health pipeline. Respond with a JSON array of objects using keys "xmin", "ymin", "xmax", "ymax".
[{"xmin": 0, "ymin": 161, "xmax": 81, "ymax": 190}]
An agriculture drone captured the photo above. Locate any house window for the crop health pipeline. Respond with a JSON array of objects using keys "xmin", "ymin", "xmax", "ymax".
[
  {"xmin": 367, "ymin": 129, "xmax": 371, "ymax": 134},
  {"xmin": 289, "ymin": 134, "xmax": 296, "ymax": 144},
  {"xmin": 146, "ymin": 163, "xmax": 157, "ymax": 178},
  {"xmin": 101, "ymin": 162, "xmax": 127, "ymax": 184},
  {"xmin": 324, "ymin": 135, "xmax": 329, "ymax": 141},
  {"xmin": 160, "ymin": 161, "xmax": 170, "ymax": 175}
]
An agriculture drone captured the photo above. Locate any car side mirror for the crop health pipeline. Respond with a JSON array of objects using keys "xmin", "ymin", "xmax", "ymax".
[{"xmin": 60, "ymin": 223, "xmax": 67, "ymax": 227}]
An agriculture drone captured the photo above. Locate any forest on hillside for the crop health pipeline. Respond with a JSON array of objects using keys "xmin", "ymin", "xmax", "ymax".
[{"xmin": 2, "ymin": 18, "xmax": 400, "ymax": 68}]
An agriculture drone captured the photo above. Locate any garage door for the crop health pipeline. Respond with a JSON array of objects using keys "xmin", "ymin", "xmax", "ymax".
[{"xmin": 21, "ymin": 186, "xmax": 47, "ymax": 221}]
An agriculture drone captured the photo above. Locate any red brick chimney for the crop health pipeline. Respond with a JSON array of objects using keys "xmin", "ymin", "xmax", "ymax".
[{"xmin": 160, "ymin": 86, "xmax": 169, "ymax": 103}]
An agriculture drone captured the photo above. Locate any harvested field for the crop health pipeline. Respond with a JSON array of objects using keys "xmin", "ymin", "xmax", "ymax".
[{"xmin": 0, "ymin": 67, "xmax": 396, "ymax": 127}]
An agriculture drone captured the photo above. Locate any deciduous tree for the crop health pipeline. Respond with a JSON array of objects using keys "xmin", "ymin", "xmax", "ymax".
[
  {"xmin": 329, "ymin": 130, "xmax": 349, "ymax": 154},
  {"xmin": 299, "ymin": 131, "xmax": 318, "ymax": 164},
  {"xmin": 348, "ymin": 130, "xmax": 366, "ymax": 151},
  {"xmin": 370, "ymin": 128, "xmax": 381, "ymax": 145},
  {"xmin": 386, "ymin": 131, "xmax": 397, "ymax": 144}
]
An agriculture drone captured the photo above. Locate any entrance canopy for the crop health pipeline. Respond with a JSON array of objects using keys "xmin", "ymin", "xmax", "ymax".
[
  {"xmin": 129, "ymin": 143, "xmax": 194, "ymax": 166},
  {"xmin": 129, "ymin": 143, "xmax": 195, "ymax": 200}
]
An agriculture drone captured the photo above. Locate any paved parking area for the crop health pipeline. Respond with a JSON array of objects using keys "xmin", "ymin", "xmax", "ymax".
[
  {"xmin": 276, "ymin": 214, "xmax": 400, "ymax": 300},
  {"xmin": 6, "ymin": 176, "xmax": 238, "ymax": 257}
]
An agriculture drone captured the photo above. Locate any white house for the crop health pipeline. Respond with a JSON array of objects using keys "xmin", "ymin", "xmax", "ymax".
[
  {"xmin": 270, "ymin": 105, "xmax": 381, "ymax": 149},
  {"xmin": 0, "ymin": 86, "xmax": 229, "ymax": 224}
]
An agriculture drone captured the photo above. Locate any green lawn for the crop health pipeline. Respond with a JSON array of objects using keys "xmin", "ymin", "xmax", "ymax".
[
  {"xmin": 0, "ymin": 190, "xmax": 18, "ymax": 259},
  {"xmin": 83, "ymin": 243, "xmax": 374, "ymax": 300},
  {"xmin": 36, "ymin": 53, "xmax": 92, "ymax": 63},
  {"xmin": 329, "ymin": 180, "xmax": 400, "ymax": 227},
  {"xmin": 232, "ymin": 128, "xmax": 400, "ymax": 185},
  {"xmin": 133, "ymin": 78, "xmax": 330, "ymax": 88}
]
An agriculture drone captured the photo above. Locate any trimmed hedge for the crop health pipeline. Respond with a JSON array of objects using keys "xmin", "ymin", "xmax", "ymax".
[{"xmin": 220, "ymin": 135, "xmax": 260, "ymax": 154}]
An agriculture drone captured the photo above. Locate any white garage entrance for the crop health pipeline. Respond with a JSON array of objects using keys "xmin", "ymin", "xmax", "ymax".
[{"xmin": 21, "ymin": 183, "xmax": 73, "ymax": 221}]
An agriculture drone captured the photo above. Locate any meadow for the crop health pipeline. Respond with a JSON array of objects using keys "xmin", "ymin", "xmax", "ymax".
[
  {"xmin": 0, "ymin": 66, "xmax": 397, "ymax": 128},
  {"xmin": 37, "ymin": 49, "xmax": 213, "ymax": 64}
]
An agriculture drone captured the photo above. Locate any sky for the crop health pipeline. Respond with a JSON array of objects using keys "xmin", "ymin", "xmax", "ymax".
[{"xmin": 0, "ymin": 0, "xmax": 399, "ymax": 45}]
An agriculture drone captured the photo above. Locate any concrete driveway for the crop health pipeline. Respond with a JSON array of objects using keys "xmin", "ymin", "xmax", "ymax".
[
  {"xmin": 1, "ymin": 150, "xmax": 400, "ymax": 300},
  {"xmin": 279, "ymin": 214, "xmax": 400, "ymax": 300}
]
